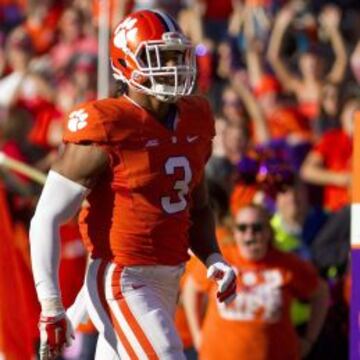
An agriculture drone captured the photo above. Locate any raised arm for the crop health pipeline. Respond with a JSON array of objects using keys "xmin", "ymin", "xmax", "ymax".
[
  {"xmin": 245, "ymin": 38, "xmax": 264, "ymax": 88},
  {"xmin": 242, "ymin": 3, "xmax": 266, "ymax": 89},
  {"xmin": 319, "ymin": 5, "xmax": 347, "ymax": 84},
  {"xmin": 228, "ymin": 1, "xmax": 245, "ymax": 37},
  {"xmin": 178, "ymin": 0, "xmax": 205, "ymax": 44},
  {"xmin": 231, "ymin": 74, "xmax": 270, "ymax": 144},
  {"xmin": 267, "ymin": 5, "xmax": 301, "ymax": 93}
]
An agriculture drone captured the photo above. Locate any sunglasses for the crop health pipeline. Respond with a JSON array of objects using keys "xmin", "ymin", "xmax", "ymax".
[{"xmin": 235, "ymin": 222, "xmax": 264, "ymax": 233}]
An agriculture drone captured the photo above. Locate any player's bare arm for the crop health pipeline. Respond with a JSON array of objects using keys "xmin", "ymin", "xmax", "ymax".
[
  {"xmin": 189, "ymin": 176, "xmax": 220, "ymax": 262},
  {"xmin": 267, "ymin": 4, "xmax": 302, "ymax": 93},
  {"xmin": 189, "ymin": 177, "xmax": 237, "ymax": 304},
  {"xmin": 52, "ymin": 143, "xmax": 109, "ymax": 188}
]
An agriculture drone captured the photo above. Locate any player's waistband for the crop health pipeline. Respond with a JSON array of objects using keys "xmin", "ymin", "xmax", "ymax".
[{"xmin": 87, "ymin": 258, "xmax": 186, "ymax": 285}]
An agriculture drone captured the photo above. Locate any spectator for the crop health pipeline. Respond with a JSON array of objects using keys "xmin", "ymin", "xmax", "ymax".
[
  {"xmin": 271, "ymin": 178, "xmax": 327, "ymax": 258},
  {"xmin": 184, "ymin": 0, "xmax": 239, "ymax": 44},
  {"xmin": 267, "ymin": 3, "xmax": 347, "ymax": 122},
  {"xmin": 23, "ymin": 0, "xmax": 62, "ymax": 55},
  {"xmin": 300, "ymin": 92, "xmax": 360, "ymax": 212},
  {"xmin": 221, "ymin": 84, "xmax": 246, "ymax": 127},
  {"xmin": 48, "ymin": 7, "xmax": 97, "ymax": 78},
  {"xmin": 0, "ymin": 26, "xmax": 33, "ymax": 107},
  {"xmin": 183, "ymin": 204, "xmax": 329, "ymax": 360},
  {"xmin": 313, "ymin": 81, "xmax": 341, "ymax": 138},
  {"xmin": 244, "ymin": 29, "xmax": 312, "ymax": 142},
  {"xmin": 56, "ymin": 53, "xmax": 98, "ymax": 113}
]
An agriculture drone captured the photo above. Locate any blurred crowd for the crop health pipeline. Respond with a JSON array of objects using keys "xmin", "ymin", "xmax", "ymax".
[{"xmin": 0, "ymin": 0, "xmax": 359, "ymax": 359}]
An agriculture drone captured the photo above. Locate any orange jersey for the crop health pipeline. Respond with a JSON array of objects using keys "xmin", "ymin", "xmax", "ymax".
[
  {"xmin": 266, "ymin": 106, "xmax": 311, "ymax": 141},
  {"xmin": 63, "ymin": 95, "xmax": 215, "ymax": 266},
  {"xmin": 193, "ymin": 247, "xmax": 319, "ymax": 360}
]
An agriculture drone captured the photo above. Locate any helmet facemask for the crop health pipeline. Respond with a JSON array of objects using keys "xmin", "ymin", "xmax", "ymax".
[{"xmin": 117, "ymin": 32, "xmax": 196, "ymax": 102}]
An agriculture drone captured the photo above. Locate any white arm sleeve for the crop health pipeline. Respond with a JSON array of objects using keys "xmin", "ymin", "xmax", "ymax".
[{"xmin": 30, "ymin": 170, "xmax": 89, "ymax": 302}]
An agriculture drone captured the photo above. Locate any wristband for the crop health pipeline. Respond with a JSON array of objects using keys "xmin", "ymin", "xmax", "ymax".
[{"xmin": 41, "ymin": 297, "xmax": 64, "ymax": 317}]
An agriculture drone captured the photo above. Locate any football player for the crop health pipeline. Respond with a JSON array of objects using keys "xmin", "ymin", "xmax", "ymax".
[{"xmin": 30, "ymin": 9, "xmax": 236, "ymax": 359}]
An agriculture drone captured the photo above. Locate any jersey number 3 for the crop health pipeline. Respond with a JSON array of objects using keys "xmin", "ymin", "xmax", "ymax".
[{"xmin": 161, "ymin": 156, "xmax": 192, "ymax": 214}]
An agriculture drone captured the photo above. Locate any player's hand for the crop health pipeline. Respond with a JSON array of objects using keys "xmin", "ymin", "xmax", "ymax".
[
  {"xmin": 206, "ymin": 253, "xmax": 237, "ymax": 304},
  {"xmin": 39, "ymin": 312, "xmax": 74, "ymax": 360}
]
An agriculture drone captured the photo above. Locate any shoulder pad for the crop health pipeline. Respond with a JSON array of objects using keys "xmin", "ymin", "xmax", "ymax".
[
  {"xmin": 63, "ymin": 101, "xmax": 108, "ymax": 144},
  {"xmin": 63, "ymin": 98, "xmax": 138, "ymax": 144}
]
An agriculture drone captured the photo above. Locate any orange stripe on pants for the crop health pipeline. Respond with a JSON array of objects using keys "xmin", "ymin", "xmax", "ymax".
[
  {"xmin": 97, "ymin": 261, "xmax": 138, "ymax": 359},
  {"xmin": 112, "ymin": 265, "xmax": 160, "ymax": 360}
]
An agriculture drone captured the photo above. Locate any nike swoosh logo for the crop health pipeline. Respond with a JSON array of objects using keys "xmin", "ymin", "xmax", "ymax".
[{"xmin": 186, "ymin": 135, "xmax": 199, "ymax": 143}]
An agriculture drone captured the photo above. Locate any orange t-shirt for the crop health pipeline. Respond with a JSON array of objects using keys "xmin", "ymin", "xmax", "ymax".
[
  {"xmin": 23, "ymin": 4, "xmax": 63, "ymax": 54},
  {"xmin": 253, "ymin": 74, "xmax": 281, "ymax": 98},
  {"xmin": 312, "ymin": 129, "xmax": 352, "ymax": 211},
  {"xmin": 266, "ymin": 106, "xmax": 311, "ymax": 141},
  {"xmin": 253, "ymin": 75, "xmax": 311, "ymax": 140},
  {"xmin": 193, "ymin": 247, "xmax": 319, "ymax": 360},
  {"xmin": 297, "ymin": 101, "xmax": 320, "ymax": 122},
  {"xmin": 63, "ymin": 95, "xmax": 215, "ymax": 266}
]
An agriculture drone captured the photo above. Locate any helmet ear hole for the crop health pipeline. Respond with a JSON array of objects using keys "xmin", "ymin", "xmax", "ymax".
[{"xmin": 118, "ymin": 58, "xmax": 127, "ymax": 68}]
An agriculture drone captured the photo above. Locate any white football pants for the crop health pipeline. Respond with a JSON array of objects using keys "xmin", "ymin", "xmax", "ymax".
[{"xmin": 84, "ymin": 259, "xmax": 186, "ymax": 360}]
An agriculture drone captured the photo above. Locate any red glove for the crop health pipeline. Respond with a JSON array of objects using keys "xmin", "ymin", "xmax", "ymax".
[{"xmin": 39, "ymin": 312, "xmax": 73, "ymax": 360}]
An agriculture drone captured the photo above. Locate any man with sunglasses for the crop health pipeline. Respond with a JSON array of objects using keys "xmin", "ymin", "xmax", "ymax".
[{"xmin": 184, "ymin": 204, "xmax": 329, "ymax": 360}]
